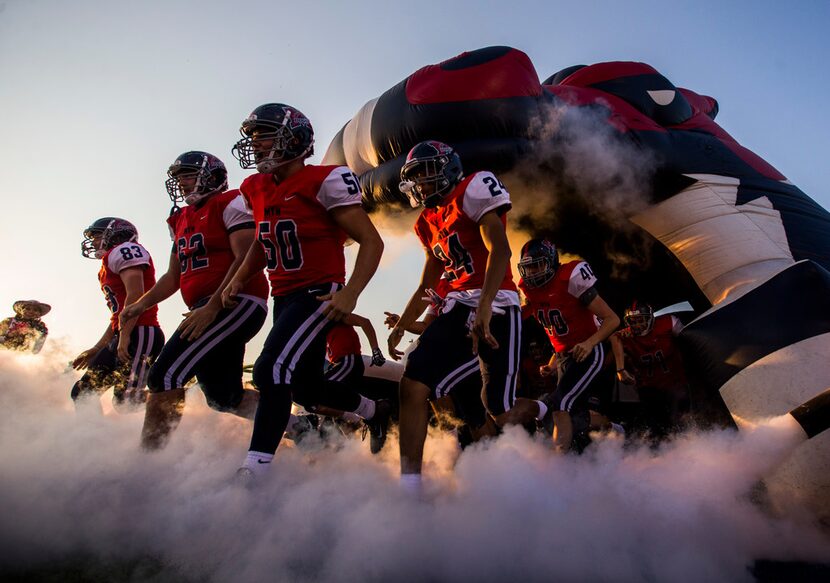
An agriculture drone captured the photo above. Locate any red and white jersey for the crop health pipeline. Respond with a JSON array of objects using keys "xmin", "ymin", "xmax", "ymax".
[
  {"xmin": 240, "ymin": 165, "xmax": 362, "ymax": 296},
  {"xmin": 519, "ymin": 260, "xmax": 599, "ymax": 353},
  {"xmin": 98, "ymin": 241, "xmax": 159, "ymax": 330},
  {"xmin": 414, "ymin": 171, "xmax": 517, "ymax": 308},
  {"xmin": 168, "ymin": 189, "xmax": 269, "ymax": 308},
  {"xmin": 326, "ymin": 323, "xmax": 361, "ymax": 363},
  {"xmin": 619, "ymin": 315, "xmax": 687, "ymax": 389}
]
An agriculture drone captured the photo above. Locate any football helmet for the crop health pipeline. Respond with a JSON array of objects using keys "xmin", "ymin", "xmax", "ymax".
[
  {"xmin": 166, "ymin": 151, "xmax": 228, "ymax": 206},
  {"xmin": 81, "ymin": 217, "xmax": 138, "ymax": 259},
  {"xmin": 232, "ymin": 103, "xmax": 314, "ymax": 173},
  {"xmin": 517, "ymin": 239, "xmax": 559, "ymax": 288},
  {"xmin": 398, "ymin": 141, "xmax": 463, "ymax": 208},
  {"xmin": 624, "ymin": 302, "xmax": 655, "ymax": 336}
]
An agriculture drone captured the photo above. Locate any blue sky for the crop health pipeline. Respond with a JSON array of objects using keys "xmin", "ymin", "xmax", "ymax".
[{"xmin": 1, "ymin": 0, "xmax": 828, "ymax": 356}]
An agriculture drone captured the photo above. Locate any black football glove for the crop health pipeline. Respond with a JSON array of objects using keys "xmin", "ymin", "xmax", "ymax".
[{"xmin": 371, "ymin": 347, "xmax": 386, "ymax": 367}]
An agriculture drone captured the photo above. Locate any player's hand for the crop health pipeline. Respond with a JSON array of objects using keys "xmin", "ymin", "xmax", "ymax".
[
  {"xmin": 116, "ymin": 339, "xmax": 131, "ymax": 363},
  {"xmin": 570, "ymin": 340, "xmax": 595, "ymax": 363},
  {"xmin": 383, "ymin": 312, "xmax": 400, "ymax": 329},
  {"xmin": 539, "ymin": 364, "xmax": 555, "ymax": 377},
  {"xmin": 179, "ymin": 304, "xmax": 220, "ymax": 341},
  {"xmin": 387, "ymin": 327, "xmax": 406, "ymax": 361},
  {"xmin": 72, "ymin": 347, "xmax": 99, "ymax": 370},
  {"xmin": 316, "ymin": 287, "xmax": 357, "ymax": 322},
  {"xmin": 616, "ymin": 369, "xmax": 636, "ymax": 385},
  {"xmin": 221, "ymin": 280, "xmax": 244, "ymax": 308},
  {"xmin": 470, "ymin": 304, "xmax": 498, "ymax": 355},
  {"xmin": 370, "ymin": 347, "xmax": 386, "ymax": 367},
  {"xmin": 120, "ymin": 302, "xmax": 144, "ymax": 326}
]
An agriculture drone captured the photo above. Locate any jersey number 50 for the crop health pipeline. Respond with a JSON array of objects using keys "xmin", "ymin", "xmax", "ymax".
[{"xmin": 258, "ymin": 220, "xmax": 303, "ymax": 271}]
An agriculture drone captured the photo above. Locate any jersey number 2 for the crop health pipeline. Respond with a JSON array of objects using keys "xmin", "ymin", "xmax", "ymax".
[{"xmin": 177, "ymin": 234, "xmax": 209, "ymax": 273}]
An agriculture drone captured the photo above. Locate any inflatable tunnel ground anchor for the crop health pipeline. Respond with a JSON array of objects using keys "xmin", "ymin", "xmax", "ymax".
[{"xmin": 788, "ymin": 388, "xmax": 830, "ymax": 439}]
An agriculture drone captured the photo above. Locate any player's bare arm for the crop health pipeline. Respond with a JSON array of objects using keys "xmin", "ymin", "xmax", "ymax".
[
  {"xmin": 317, "ymin": 205, "xmax": 384, "ymax": 321},
  {"xmin": 388, "ymin": 253, "xmax": 444, "ymax": 360},
  {"xmin": 116, "ymin": 266, "xmax": 147, "ymax": 362},
  {"xmin": 180, "ymin": 227, "xmax": 255, "ymax": 340},
  {"xmin": 472, "ymin": 210, "xmax": 512, "ymax": 354},
  {"xmin": 121, "ymin": 252, "xmax": 181, "ymax": 326},
  {"xmin": 221, "ymin": 238, "xmax": 267, "ymax": 308},
  {"xmin": 342, "ymin": 312, "xmax": 384, "ymax": 365},
  {"xmin": 609, "ymin": 332, "xmax": 636, "ymax": 384},
  {"xmin": 73, "ymin": 324, "xmax": 114, "ymax": 370},
  {"xmin": 570, "ymin": 295, "xmax": 620, "ymax": 363}
]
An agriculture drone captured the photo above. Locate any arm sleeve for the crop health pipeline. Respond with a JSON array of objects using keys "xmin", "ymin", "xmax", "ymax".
[
  {"xmin": 223, "ymin": 194, "xmax": 256, "ymax": 232},
  {"xmin": 317, "ymin": 167, "xmax": 363, "ymax": 211},
  {"xmin": 461, "ymin": 171, "xmax": 512, "ymax": 223},
  {"xmin": 107, "ymin": 242, "xmax": 152, "ymax": 273},
  {"xmin": 567, "ymin": 262, "xmax": 599, "ymax": 299}
]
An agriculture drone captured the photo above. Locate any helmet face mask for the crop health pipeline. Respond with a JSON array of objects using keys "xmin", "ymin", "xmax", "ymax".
[
  {"xmin": 232, "ymin": 104, "xmax": 314, "ymax": 173},
  {"xmin": 82, "ymin": 218, "xmax": 138, "ymax": 259},
  {"xmin": 398, "ymin": 141, "xmax": 463, "ymax": 208},
  {"xmin": 166, "ymin": 151, "xmax": 228, "ymax": 206},
  {"xmin": 625, "ymin": 303, "xmax": 655, "ymax": 336},
  {"xmin": 517, "ymin": 239, "xmax": 559, "ymax": 288}
]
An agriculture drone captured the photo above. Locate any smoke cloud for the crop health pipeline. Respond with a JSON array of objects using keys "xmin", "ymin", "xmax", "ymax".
[{"xmin": 1, "ymin": 349, "xmax": 828, "ymax": 582}]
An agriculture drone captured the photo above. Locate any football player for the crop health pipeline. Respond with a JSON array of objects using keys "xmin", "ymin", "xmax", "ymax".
[
  {"xmin": 0, "ymin": 300, "xmax": 50, "ymax": 354},
  {"xmin": 222, "ymin": 103, "xmax": 385, "ymax": 478},
  {"xmin": 286, "ymin": 316, "xmax": 390, "ymax": 453},
  {"xmin": 72, "ymin": 218, "xmax": 164, "ymax": 410},
  {"xmin": 610, "ymin": 302, "xmax": 690, "ymax": 437},
  {"xmin": 387, "ymin": 141, "xmax": 523, "ymax": 493},
  {"xmin": 517, "ymin": 238, "xmax": 620, "ymax": 452},
  {"xmin": 120, "ymin": 151, "xmax": 269, "ymax": 449}
]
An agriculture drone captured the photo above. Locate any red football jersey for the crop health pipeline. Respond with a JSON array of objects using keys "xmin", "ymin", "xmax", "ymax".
[
  {"xmin": 240, "ymin": 165, "xmax": 362, "ymax": 296},
  {"xmin": 99, "ymin": 242, "xmax": 159, "ymax": 330},
  {"xmin": 414, "ymin": 171, "xmax": 516, "ymax": 295},
  {"xmin": 519, "ymin": 260, "xmax": 599, "ymax": 353},
  {"xmin": 168, "ymin": 189, "xmax": 268, "ymax": 307},
  {"xmin": 326, "ymin": 323, "xmax": 361, "ymax": 363},
  {"xmin": 620, "ymin": 315, "xmax": 687, "ymax": 389}
]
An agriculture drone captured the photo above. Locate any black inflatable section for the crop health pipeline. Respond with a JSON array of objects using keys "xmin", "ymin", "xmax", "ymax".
[
  {"xmin": 790, "ymin": 388, "xmax": 830, "ymax": 439},
  {"xmin": 679, "ymin": 260, "xmax": 830, "ymax": 393}
]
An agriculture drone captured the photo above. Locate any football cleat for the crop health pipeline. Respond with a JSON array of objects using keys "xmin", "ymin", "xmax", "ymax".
[{"xmin": 362, "ymin": 399, "xmax": 392, "ymax": 454}]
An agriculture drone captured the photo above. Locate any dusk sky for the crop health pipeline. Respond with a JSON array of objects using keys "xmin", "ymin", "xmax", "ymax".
[
  {"xmin": 1, "ymin": 0, "xmax": 828, "ymax": 358},
  {"xmin": 2, "ymin": 2, "xmax": 830, "ymax": 579}
]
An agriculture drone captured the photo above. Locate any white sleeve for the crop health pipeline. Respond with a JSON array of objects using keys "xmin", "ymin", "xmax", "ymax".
[
  {"xmin": 567, "ymin": 261, "xmax": 598, "ymax": 298},
  {"xmin": 460, "ymin": 171, "xmax": 512, "ymax": 223},
  {"xmin": 223, "ymin": 194, "xmax": 255, "ymax": 231},
  {"xmin": 317, "ymin": 167, "xmax": 363, "ymax": 211},
  {"xmin": 107, "ymin": 242, "xmax": 152, "ymax": 273},
  {"xmin": 167, "ymin": 224, "xmax": 176, "ymax": 241},
  {"xmin": 670, "ymin": 315, "xmax": 684, "ymax": 335}
]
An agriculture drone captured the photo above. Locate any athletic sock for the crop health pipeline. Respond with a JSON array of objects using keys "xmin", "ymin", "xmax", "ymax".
[
  {"xmin": 242, "ymin": 451, "xmax": 274, "ymax": 476},
  {"xmin": 535, "ymin": 400, "xmax": 548, "ymax": 421},
  {"xmin": 353, "ymin": 396, "xmax": 376, "ymax": 420}
]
